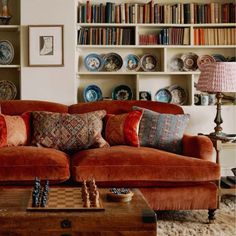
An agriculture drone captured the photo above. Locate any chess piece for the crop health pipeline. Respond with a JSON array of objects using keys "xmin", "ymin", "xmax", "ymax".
[{"xmin": 83, "ymin": 194, "xmax": 90, "ymax": 208}]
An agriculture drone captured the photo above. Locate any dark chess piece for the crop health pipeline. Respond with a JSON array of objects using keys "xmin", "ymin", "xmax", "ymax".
[
  {"xmin": 32, "ymin": 177, "xmax": 41, "ymax": 207},
  {"xmin": 40, "ymin": 180, "xmax": 49, "ymax": 207}
]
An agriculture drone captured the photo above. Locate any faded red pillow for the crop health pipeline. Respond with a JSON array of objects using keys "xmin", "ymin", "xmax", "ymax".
[
  {"xmin": 0, "ymin": 113, "xmax": 31, "ymax": 147},
  {"xmin": 105, "ymin": 110, "xmax": 143, "ymax": 147}
]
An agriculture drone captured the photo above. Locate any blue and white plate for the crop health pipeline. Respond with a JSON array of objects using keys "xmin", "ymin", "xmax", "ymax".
[
  {"xmin": 0, "ymin": 40, "xmax": 14, "ymax": 65},
  {"xmin": 124, "ymin": 54, "xmax": 140, "ymax": 71},
  {"xmin": 112, "ymin": 85, "xmax": 133, "ymax": 100},
  {"xmin": 83, "ymin": 85, "xmax": 102, "ymax": 102},
  {"xmin": 155, "ymin": 88, "xmax": 172, "ymax": 103},
  {"xmin": 84, "ymin": 53, "xmax": 104, "ymax": 72}
]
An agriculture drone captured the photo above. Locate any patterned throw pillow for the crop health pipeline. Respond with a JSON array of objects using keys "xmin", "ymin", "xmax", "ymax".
[
  {"xmin": 0, "ymin": 113, "xmax": 31, "ymax": 147},
  {"xmin": 105, "ymin": 110, "xmax": 143, "ymax": 147},
  {"xmin": 31, "ymin": 110, "xmax": 109, "ymax": 153},
  {"xmin": 133, "ymin": 106, "xmax": 190, "ymax": 154}
]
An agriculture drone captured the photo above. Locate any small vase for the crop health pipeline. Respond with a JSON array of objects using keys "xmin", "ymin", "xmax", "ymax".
[{"xmin": 0, "ymin": 0, "xmax": 12, "ymax": 25}]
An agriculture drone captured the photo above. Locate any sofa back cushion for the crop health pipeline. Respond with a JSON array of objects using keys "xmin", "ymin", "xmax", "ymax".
[
  {"xmin": 0, "ymin": 100, "xmax": 68, "ymax": 115},
  {"xmin": 69, "ymin": 100, "xmax": 184, "ymax": 115},
  {"xmin": 134, "ymin": 107, "xmax": 190, "ymax": 154},
  {"xmin": 0, "ymin": 113, "xmax": 31, "ymax": 147},
  {"xmin": 31, "ymin": 110, "xmax": 109, "ymax": 153}
]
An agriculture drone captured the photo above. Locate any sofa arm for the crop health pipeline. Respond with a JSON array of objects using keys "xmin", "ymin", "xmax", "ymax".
[{"xmin": 182, "ymin": 134, "xmax": 214, "ymax": 161}]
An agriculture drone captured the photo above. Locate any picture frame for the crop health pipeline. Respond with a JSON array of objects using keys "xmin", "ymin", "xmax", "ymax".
[{"xmin": 28, "ymin": 25, "xmax": 64, "ymax": 67}]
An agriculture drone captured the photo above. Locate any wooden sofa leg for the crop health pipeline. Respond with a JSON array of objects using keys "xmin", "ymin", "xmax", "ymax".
[{"xmin": 208, "ymin": 209, "xmax": 216, "ymax": 223}]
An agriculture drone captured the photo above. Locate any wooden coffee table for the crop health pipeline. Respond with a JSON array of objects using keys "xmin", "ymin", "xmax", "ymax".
[{"xmin": 0, "ymin": 188, "xmax": 157, "ymax": 236}]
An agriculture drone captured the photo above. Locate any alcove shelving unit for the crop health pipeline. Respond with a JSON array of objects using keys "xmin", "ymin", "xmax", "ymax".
[
  {"xmin": 0, "ymin": 0, "xmax": 21, "ymax": 99},
  {"xmin": 76, "ymin": 0, "xmax": 236, "ymax": 106}
]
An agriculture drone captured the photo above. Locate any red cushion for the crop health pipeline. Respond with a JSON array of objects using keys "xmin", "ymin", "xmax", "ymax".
[
  {"xmin": 71, "ymin": 146, "xmax": 220, "ymax": 187},
  {"xmin": 105, "ymin": 110, "xmax": 142, "ymax": 147},
  {"xmin": 0, "ymin": 146, "xmax": 70, "ymax": 184}
]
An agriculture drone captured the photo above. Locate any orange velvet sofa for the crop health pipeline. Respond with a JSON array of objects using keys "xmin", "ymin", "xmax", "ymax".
[{"xmin": 0, "ymin": 100, "xmax": 220, "ymax": 221}]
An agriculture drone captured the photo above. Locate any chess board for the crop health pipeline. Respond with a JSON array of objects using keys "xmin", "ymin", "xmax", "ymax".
[{"xmin": 27, "ymin": 187, "xmax": 104, "ymax": 211}]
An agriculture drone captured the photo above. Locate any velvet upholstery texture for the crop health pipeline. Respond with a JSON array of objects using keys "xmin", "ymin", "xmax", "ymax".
[
  {"xmin": 0, "ymin": 146, "xmax": 70, "ymax": 184},
  {"xmin": 69, "ymin": 100, "xmax": 184, "ymax": 115},
  {"xmin": 71, "ymin": 146, "xmax": 220, "ymax": 185},
  {"xmin": 0, "ymin": 100, "xmax": 68, "ymax": 115},
  {"xmin": 139, "ymin": 183, "xmax": 218, "ymax": 210}
]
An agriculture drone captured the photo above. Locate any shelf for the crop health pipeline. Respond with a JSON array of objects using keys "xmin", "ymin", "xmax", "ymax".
[
  {"xmin": 0, "ymin": 25, "xmax": 20, "ymax": 31},
  {"xmin": 77, "ymin": 71, "xmax": 200, "ymax": 75},
  {"xmin": 0, "ymin": 65, "xmax": 21, "ymax": 68}
]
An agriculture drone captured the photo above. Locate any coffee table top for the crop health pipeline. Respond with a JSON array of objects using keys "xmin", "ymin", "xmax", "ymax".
[{"xmin": 0, "ymin": 187, "xmax": 157, "ymax": 235}]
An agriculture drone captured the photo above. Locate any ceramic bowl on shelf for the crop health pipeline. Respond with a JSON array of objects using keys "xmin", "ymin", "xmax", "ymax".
[
  {"xmin": 168, "ymin": 84, "xmax": 188, "ymax": 105},
  {"xmin": 124, "ymin": 54, "xmax": 140, "ymax": 71},
  {"xmin": 154, "ymin": 88, "xmax": 172, "ymax": 103},
  {"xmin": 0, "ymin": 80, "xmax": 17, "ymax": 100},
  {"xmin": 84, "ymin": 53, "xmax": 104, "ymax": 72},
  {"xmin": 140, "ymin": 54, "xmax": 158, "ymax": 72},
  {"xmin": 0, "ymin": 16, "xmax": 12, "ymax": 25},
  {"xmin": 83, "ymin": 84, "xmax": 103, "ymax": 102},
  {"xmin": 181, "ymin": 52, "xmax": 198, "ymax": 71},
  {"xmin": 112, "ymin": 85, "xmax": 133, "ymax": 100},
  {"xmin": 103, "ymin": 53, "xmax": 123, "ymax": 72},
  {"xmin": 0, "ymin": 40, "xmax": 14, "ymax": 65},
  {"xmin": 197, "ymin": 55, "xmax": 215, "ymax": 71}
]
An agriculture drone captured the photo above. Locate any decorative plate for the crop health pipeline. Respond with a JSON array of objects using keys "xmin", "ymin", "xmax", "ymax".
[
  {"xmin": 0, "ymin": 80, "xmax": 17, "ymax": 100},
  {"xmin": 84, "ymin": 53, "xmax": 104, "ymax": 72},
  {"xmin": 168, "ymin": 84, "xmax": 187, "ymax": 105},
  {"xmin": 154, "ymin": 88, "xmax": 172, "ymax": 103},
  {"xmin": 212, "ymin": 54, "xmax": 226, "ymax": 62},
  {"xmin": 228, "ymin": 56, "xmax": 236, "ymax": 62},
  {"xmin": 112, "ymin": 85, "xmax": 133, "ymax": 100},
  {"xmin": 0, "ymin": 40, "xmax": 14, "ymax": 65},
  {"xmin": 140, "ymin": 54, "xmax": 158, "ymax": 72},
  {"xmin": 169, "ymin": 57, "xmax": 184, "ymax": 71},
  {"xmin": 181, "ymin": 52, "xmax": 198, "ymax": 71},
  {"xmin": 103, "ymin": 53, "xmax": 123, "ymax": 72},
  {"xmin": 197, "ymin": 55, "xmax": 215, "ymax": 71},
  {"xmin": 139, "ymin": 91, "xmax": 151, "ymax": 101},
  {"xmin": 83, "ymin": 84, "xmax": 103, "ymax": 102},
  {"xmin": 124, "ymin": 54, "xmax": 140, "ymax": 71}
]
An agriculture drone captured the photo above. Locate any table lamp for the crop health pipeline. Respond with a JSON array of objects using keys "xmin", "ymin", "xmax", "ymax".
[{"xmin": 196, "ymin": 62, "xmax": 236, "ymax": 137}]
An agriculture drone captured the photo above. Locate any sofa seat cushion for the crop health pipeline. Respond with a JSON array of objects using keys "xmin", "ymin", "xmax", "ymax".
[
  {"xmin": 0, "ymin": 146, "xmax": 70, "ymax": 184},
  {"xmin": 71, "ymin": 146, "xmax": 220, "ymax": 186}
]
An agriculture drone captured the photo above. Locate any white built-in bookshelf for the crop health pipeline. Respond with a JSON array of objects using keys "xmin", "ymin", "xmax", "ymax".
[
  {"xmin": 76, "ymin": 0, "xmax": 236, "ymax": 105},
  {"xmin": 0, "ymin": 1, "xmax": 21, "ymax": 99}
]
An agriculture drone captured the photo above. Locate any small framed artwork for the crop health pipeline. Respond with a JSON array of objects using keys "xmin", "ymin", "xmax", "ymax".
[
  {"xmin": 28, "ymin": 25, "xmax": 64, "ymax": 67},
  {"xmin": 139, "ymin": 91, "xmax": 152, "ymax": 101}
]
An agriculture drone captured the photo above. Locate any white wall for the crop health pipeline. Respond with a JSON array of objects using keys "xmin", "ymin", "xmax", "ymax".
[{"xmin": 21, "ymin": 0, "xmax": 77, "ymax": 104}]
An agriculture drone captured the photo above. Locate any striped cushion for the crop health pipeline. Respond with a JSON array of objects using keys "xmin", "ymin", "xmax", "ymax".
[{"xmin": 133, "ymin": 106, "xmax": 190, "ymax": 154}]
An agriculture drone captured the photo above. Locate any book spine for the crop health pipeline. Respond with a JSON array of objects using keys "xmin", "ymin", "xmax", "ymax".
[{"xmin": 86, "ymin": 1, "xmax": 91, "ymax": 23}]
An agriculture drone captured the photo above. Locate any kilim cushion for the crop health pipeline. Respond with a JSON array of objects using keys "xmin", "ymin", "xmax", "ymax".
[
  {"xmin": 133, "ymin": 106, "xmax": 190, "ymax": 154},
  {"xmin": 104, "ymin": 110, "xmax": 143, "ymax": 147},
  {"xmin": 0, "ymin": 113, "xmax": 31, "ymax": 147},
  {"xmin": 31, "ymin": 110, "xmax": 109, "ymax": 153}
]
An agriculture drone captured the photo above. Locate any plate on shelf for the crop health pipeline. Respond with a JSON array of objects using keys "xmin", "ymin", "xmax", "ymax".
[
  {"xmin": 197, "ymin": 55, "xmax": 215, "ymax": 71},
  {"xmin": 0, "ymin": 40, "xmax": 14, "ymax": 65},
  {"xmin": 154, "ymin": 88, "xmax": 172, "ymax": 103},
  {"xmin": 169, "ymin": 57, "xmax": 184, "ymax": 71},
  {"xmin": 124, "ymin": 54, "xmax": 140, "ymax": 71},
  {"xmin": 168, "ymin": 84, "xmax": 188, "ymax": 105},
  {"xmin": 103, "ymin": 53, "xmax": 123, "ymax": 72},
  {"xmin": 139, "ymin": 91, "xmax": 152, "ymax": 101},
  {"xmin": 84, "ymin": 53, "xmax": 104, "ymax": 72},
  {"xmin": 0, "ymin": 80, "xmax": 17, "ymax": 100},
  {"xmin": 212, "ymin": 54, "xmax": 226, "ymax": 62},
  {"xmin": 181, "ymin": 52, "xmax": 198, "ymax": 71},
  {"xmin": 112, "ymin": 85, "xmax": 133, "ymax": 100},
  {"xmin": 228, "ymin": 56, "xmax": 236, "ymax": 62},
  {"xmin": 140, "ymin": 54, "xmax": 158, "ymax": 72},
  {"xmin": 83, "ymin": 85, "xmax": 103, "ymax": 102}
]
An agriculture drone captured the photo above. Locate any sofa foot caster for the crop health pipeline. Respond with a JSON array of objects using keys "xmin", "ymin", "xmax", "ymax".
[{"xmin": 208, "ymin": 209, "xmax": 216, "ymax": 223}]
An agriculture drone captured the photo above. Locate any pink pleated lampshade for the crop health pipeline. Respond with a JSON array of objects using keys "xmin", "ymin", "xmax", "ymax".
[{"xmin": 197, "ymin": 62, "xmax": 236, "ymax": 92}]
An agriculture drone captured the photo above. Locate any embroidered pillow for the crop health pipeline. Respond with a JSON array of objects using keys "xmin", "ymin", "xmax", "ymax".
[
  {"xmin": 31, "ymin": 110, "xmax": 109, "ymax": 153},
  {"xmin": 105, "ymin": 110, "xmax": 143, "ymax": 147},
  {"xmin": 133, "ymin": 106, "xmax": 190, "ymax": 154},
  {"xmin": 0, "ymin": 113, "xmax": 31, "ymax": 147}
]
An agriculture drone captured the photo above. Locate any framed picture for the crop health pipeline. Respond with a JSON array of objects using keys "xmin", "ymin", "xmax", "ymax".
[{"xmin": 28, "ymin": 25, "xmax": 64, "ymax": 67}]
